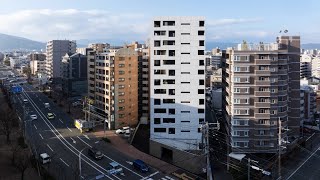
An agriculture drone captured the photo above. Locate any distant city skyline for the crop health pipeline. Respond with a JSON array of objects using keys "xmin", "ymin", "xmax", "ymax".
[{"xmin": 0, "ymin": 0, "xmax": 318, "ymax": 43}]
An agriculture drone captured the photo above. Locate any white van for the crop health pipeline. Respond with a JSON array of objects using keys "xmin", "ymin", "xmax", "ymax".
[{"xmin": 40, "ymin": 153, "xmax": 51, "ymax": 164}]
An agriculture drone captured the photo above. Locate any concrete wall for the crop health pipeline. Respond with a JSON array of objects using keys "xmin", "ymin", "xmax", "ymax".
[{"xmin": 150, "ymin": 140, "xmax": 206, "ymax": 175}]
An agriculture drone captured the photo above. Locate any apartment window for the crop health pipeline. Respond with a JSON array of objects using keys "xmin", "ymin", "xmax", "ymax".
[
  {"xmin": 155, "ymin": 50, "xmax": 166, "ymax": 55},
  {"xmin": 198, "ymin": 89, "xmax": 204, "ymax": 94},
  {"xmin": 181, "ymin": 23, "xmax": 190, "ymax": 25},
  {"xmin": 181, "ymin": 91, "xmax": 190, "ymax": 93},
  {"xmin": 163, "ymin": 21, "xmax": 175, "ymax": 26},
  {"xmin": 154, "ymin": 40, "xmax": 161, "ymax": 47},
  {"xmin": 181, "ymin": 72, "xmax": 190, "ymax": 74},
  {"xmin": 181, "ymin": 82, "xmax": 190, "ymax": 84},
  {"xmin": 154, "ymin": 99, "xmax": 161, "ymax": 105},
  {"xmin": 198, "ymin": 30, "xmax": 205, "ymax": 35},
  {"xmin": 154, "ymin": 31, "xmax": 166, "ymax": 36},
  {"xmin": 181, "ymin": 101, "xmax": 190, "ymax": 103},
  {"xmin": 163, "ymin": 40, "xmax": 175, "ymax": 45},
  {"xmin": 199, "ymin": 40, "xmax": 204, "ymax": 46},
  {"xmin": 258, "ymin": 119, "xmax": 269, "ymax": 125},
  {"xmin": 198, "ymin": 70, "xmax": 205, "ymax": 74},
  {"xmin": 181, "ymin": 62, "xmax": 190, "ymax": 64},
  {"xmin": 199, "ymin": 60, "xmax": 205, "ymax": 66},
  {"xmin": 181, "ymin": 111, "xmax": 190, "ymax": 113},
  {"xmin": 154, "ymin": 128, "xmax": 166, "ymax": 133},
  {"xmin": 270, "ymin": 110, "xmax": 276, "ymax": 115},
  {"xmin": 234, "ymin": 66, "xmax": 249, "ymax": 72},
  {"xmin": 119, "ymin": 106, "xmax": 125, "ymax": 111},
  {"xmin": 199, "ymin": 99, "xmax": 204, "ymax": 105},
  {"xmin": 154, "ymin": 89, "xmax": 166, "ymax": 94},
  {"xmin": 119, "ymin": 92, "xmax": 125, "ymax": 96},
  {"xmin": 118, "ymin": 78, "xmax": 125, "ymax": 82},
  {"xmin": 119, "ymin": 114, "xmax": 125, "ymax": 118},
  {"xmin": 234, "ymin": 109, "xmax": 249, "ymax": 115},
  {"xmin": 234, "ymin": 55, "xmax": 249, "ymax": 61},
  {"xmin": 154, "ymin": 118, "xmax": 161, "ymax": 124},
  {"xmin": 198, "ymin": 109, "xmax": 205, "ymax": 113},
  {"xmin": 154, "ymin": 60, "xmax": 161, "ymax": 66},
  {"xmin": 154, "ymin": 79, "xmax": 161, "ymax": 85},
  {"xmin": 181, "ymin": 52, "xmax": 190, "ymax": 55},
  {"xmin": 163, "ymin": 118, "xmax": 175, "ymax": 123},
  {"xmin": 181, "ymin": 130, "xmax": 190, "ymax": 132},
  {"xmin": 234, "ymin": 99, "xmax": 240, "ymax": 104},
  {"xmin": 154, "ymin": 108, "xmax": 166, "ymax": 113},
  {"xmin": 169, "ymin": 31, "xmax": 175, "ymax": 37},
  {"xmin": 233, "ymin": 142, "xmax": 248, "ymax": 148},
  {"xmin": 198, "ymin": 50, "xmax": 204, "ymax": 55},
  {"xmin": 154, "ymin": 70, "xmax": 166, "ymax": 74},
  {"xmin": 163, "ymin": 99, "xmax": 175, "ymax": 104},
  {"xmin": 168, "ymin": 128, "xmax": 175, "ymax": 134},
  {"xmin": 199, "ymin": 79, "xmax": 204, "ymax": 85},
  {"xmin": 259, "ymin": 87, "xmax": 270, "ymax": 92},
  {"xmin": 258, "ymin": 109, "xmax": 270, "ymax": 114},
  {"xmin": 169, "ymin": 70, "xmax": 175, "ymax": 76},
  {"xmin": 163, "ymin": 60, "xmax": 175, "ymax": 65},
  {"xmin": 119, "ymin": 70, "xmax": 125, "ymax": 75},
  {"xmin": 169, "ymin": 89, "xmax": 175, "ymax": 95},
  {"xmin": 181, "ymin": 33, "xmax": 190, "ymax": 35},
  {"xmin": 181, "ymin": 43, "xmax": 190, "ymax": 45},
  {"xmin": 119, "ymin": 99, "xmax": 125, "ymax": 103},
  {"xmin": 169, "ymin": 50, "xmax": 175, "ymax": 56},
  {"xmin": 232, "ymin": 119, "xmax": 249, "ymax": 126},
  {"xmin": 119, "ymin": 64, "xmax": 125, "ymax": 68},
  {"xmin": 199, "ymin": 21, "xmax": 205, "ymax": 27},
  {"xmin": 154, "ymin": 21, "xmax": 161, "ymax": 27},
  {"xmin": 199, "ymin": 118, "xmax": 204, "ymax": 124}
]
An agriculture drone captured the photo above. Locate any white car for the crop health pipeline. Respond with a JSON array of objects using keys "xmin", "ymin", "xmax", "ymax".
[
  {"xmin": 39, "ymin": 153, "xmax": 51, "ymax": 164},
  {"xmin": 124, "ymin": 130, "xmax": 131, "ymax": 138},
  {"xmin": 115, "ymin": 126, "xmax": 130, "ymax": 134},
  {"xmin": 23, "ymin": 99, "xmax": 28, "ymax": 103},
  {"xmin": 30, "ymin": 114, "xmax": 37, "ymax": 120}
]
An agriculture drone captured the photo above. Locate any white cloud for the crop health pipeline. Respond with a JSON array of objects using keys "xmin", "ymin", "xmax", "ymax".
[
  {"xmin": 0, "ymin": 9, "xmax": 150, "ymax": 42},
  {"xmin": 207, "ymin": 18, "xmax": 263, "ymax": 27}
]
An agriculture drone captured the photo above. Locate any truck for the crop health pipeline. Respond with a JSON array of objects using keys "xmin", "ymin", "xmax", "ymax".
[{"xmin": 74, "ymin": 119, "xmax": 94, "ymax": 133}]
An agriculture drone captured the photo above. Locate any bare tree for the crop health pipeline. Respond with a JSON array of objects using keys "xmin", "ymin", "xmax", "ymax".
[
  {"xmin": 0, "ymin": 106, "xmax": 17, "ymax": 144},
  {"xmin": 14, "ymin": 149, "xmax": 32, "ymax": 180}
]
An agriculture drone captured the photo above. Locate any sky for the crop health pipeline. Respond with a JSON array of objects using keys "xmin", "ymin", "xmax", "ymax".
[{"xmin": 0, "ymin": 0, "xmax": 319, "ymax": 43}]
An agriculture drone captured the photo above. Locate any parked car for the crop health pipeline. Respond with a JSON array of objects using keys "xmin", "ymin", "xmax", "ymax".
[
  {"xmin": 23, "ymin": 99, "xmax": 28, "ymax": 103},
  {"xmin": 133, "ymin": 159, "xmax": 149, "ymax": 172},
  {"xmin": 30, "ymin": 114, "xmax": 37, "ymax": 120},
  {"xmin": 39, "ymin": 153, "xmax": 51, "ymax": 164},
  {"xmin": 124, "ymin": 130, "xmax": 131, "ymax": 138},
  {"xmin": 106, "ymin": 162, "xmax": 123, "ymax": 175},
  {"xmin": 88, "ymin": 147, "xmax": 103, "ymax": 160},
  {"xmin": 47, "ymin": 113, "xmax": 54, "ymax": 120},
  {"xmin": 44, "ymin": 103, "xmax": 50, "ymax": 108},
  {"xmin": 115, "ymin": 127, "xmax": 130, "ymax": 134}
]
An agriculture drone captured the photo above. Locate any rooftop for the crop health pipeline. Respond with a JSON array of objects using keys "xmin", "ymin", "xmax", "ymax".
[{"xmin": 234, "ymin": 42, "xmax": 279, "ymax": 51}]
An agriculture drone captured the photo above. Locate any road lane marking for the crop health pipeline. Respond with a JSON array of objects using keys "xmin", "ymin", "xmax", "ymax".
[
  {"xmin": 47, "ymin": 144, "xmax": 54, "ymax": 152},
  {"xmin": 67, "ymin": 126, "xmax": 72, "ymax": 132},
  {"xmin": 34, "ymin": 124, "xmax": 37, "ymax": 130},
  {"xmin": 95, "ymin": 141, "xmax": 100, "ymax": 144},
  {"xmin": 77, "ymin": 136, "xmax": 92, "ymax": 148},
  {"xmin": 84, "ymin": 135, "xmax": 90, "ymax": 140},
  {"xmin": 60, "ymin": 158, "xmax": 70, "ymax": 167},
  {"xmin": 70, "ymin": 137, "xmax": 76, "ymax": 144},
  {"xmin": 39, "ymin": 133, "xmax": 44, "ymax": 139},
  {"xmin": 53, "ymin": 113, "xmax": 56, "ymax": 116},
  {"xmin": 141, "ymin": 171, "xmax": 159, "ymax": 180},
  {"xmin": 59, "ymin": 119, "xmax": 63, "ymax": 124},
  {"xmin": 286, "ymin": 147, "xmax": 320, "ymax": 180},
  {"xmin": 22, "ymin": 90, "xmax": 114, "ymax": 180}
]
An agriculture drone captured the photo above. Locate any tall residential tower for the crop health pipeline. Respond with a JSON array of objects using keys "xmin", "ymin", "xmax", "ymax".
[{"xmin": 150, "ymin": 17, "xmax": 206, "ymax": 153}]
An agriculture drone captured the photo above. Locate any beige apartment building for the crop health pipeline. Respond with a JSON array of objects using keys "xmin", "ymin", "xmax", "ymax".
[
  {"xmin": 223, "ymin": 36, "xmax": 301, "ymax": 154},
  {"xmin": 87, "ymin": 45, "xmax": 139, "ymax": 129}
]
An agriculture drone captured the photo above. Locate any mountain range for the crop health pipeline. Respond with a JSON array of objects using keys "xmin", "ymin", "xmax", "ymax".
[{"xmin": 0, "ymin": 33, "xmax": 320, "ymax": 52}]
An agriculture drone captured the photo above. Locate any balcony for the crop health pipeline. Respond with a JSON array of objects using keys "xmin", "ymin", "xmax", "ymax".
[
  {"xmin": 255, "ymin": 80, "xmax": 270, "ymax": 86},
  {"xmin": 255, "ymin": 59, "xmax": 271, "ymax": 65},
  {"xmin": 255, "ymin": 70, "xmax": 271, "ymax": 75},
  {"xmin": 255, "ymin": 102, "xmax": 271, "ymax": 108},
  {"xmin": 255, "ymin": 113, "xmax": 270, "ymax": 119}
]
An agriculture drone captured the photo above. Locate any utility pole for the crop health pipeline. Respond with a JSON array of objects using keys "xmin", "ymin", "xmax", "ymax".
[
  {"xmin": 278, "ymin": 117, "xmax": 281, "ymax": 179},
  {"xmin": 248, "ymin": 158, "xmax": 250, "ymax": 180}
]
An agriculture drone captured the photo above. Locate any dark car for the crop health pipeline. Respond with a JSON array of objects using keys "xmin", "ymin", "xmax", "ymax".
[
  {"xmin": 133, "ymin": 159, "xmax": 149, "ymax": 172},
  {"xmin": 88, "ymin": 148, "xmax": 103, "ymax": 160}
]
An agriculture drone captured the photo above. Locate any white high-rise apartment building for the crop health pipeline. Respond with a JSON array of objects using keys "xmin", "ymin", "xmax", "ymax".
[
  {"xmin": 150, "ymin": 17, "xmax": 206, "ymax": 151},
  {"xmin": 45, "ymin": 40, "xmax": 76, "ymax": 78}
]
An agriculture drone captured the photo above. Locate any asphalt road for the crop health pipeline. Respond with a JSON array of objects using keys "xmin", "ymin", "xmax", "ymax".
[
  {"xmin": 285, "ymin": 147, "xmax": 320, "ymax": 180},
  {"xmin": 10, "ymin": 82, "xmax": 173, "ymax": 180}
]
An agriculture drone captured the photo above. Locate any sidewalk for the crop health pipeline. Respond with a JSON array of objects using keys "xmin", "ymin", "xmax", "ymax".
[{"xmin": 91, "ymin": 127, "xmax": 179, "ymax": 175}]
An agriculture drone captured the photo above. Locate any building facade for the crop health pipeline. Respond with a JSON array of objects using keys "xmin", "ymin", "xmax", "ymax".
[
  {"xmin": 87, "ymin": 46, "xmax": 139, "ymax": 129},
  {"xmin": 29, "ymin": 53, "xmax": 46, "ymax": 61},
  {"xmin": 222, "ymin": 36, "xmax": 301, "ymax": 153},
  {"xmin": 30, "ymin": 60, "xmax": 46, "ymax": 75},
  {"xmin": 150, "ymin": 17, "xmax": 206, "ymax": 151},
  {"xmin": 45, "ymin": 40, "xmax": 76, "ymax": 78}
]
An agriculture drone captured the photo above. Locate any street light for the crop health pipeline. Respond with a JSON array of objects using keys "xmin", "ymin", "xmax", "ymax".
[{"xmin": 79, "ymin": 147, "xmax": 88, "ymax": 179}]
